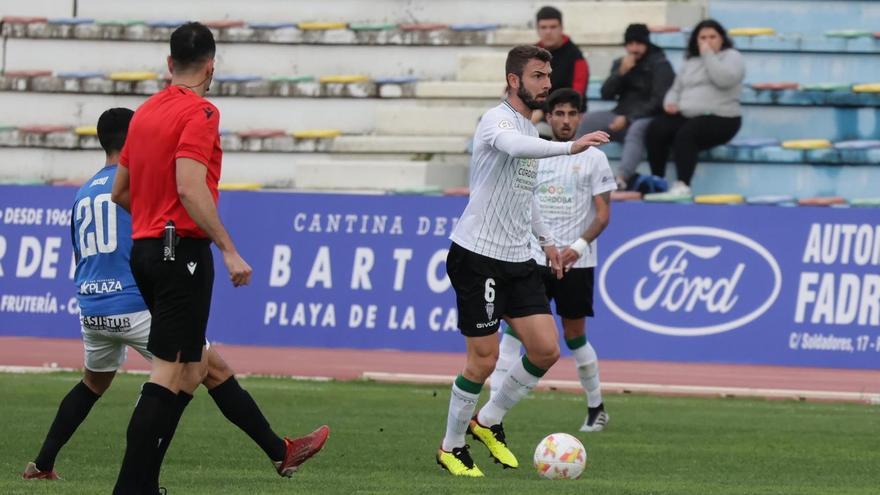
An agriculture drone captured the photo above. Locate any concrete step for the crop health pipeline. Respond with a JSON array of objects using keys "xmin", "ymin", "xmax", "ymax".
[
  {"xmin": 710, "ymin": 0, "xmax": 880, "ymax": 34},
  {"xmin": 0, "ymin": 0, "xmax": 704, "ymax": 29},
  {"xmin": 0, "ymin": 147, "xmax": 468, "ymax": 189}
]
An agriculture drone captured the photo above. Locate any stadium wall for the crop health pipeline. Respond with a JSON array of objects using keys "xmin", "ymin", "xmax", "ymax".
[{"xmin": 1, "ymin": 185, "xmax": 878, "ymax": 370}]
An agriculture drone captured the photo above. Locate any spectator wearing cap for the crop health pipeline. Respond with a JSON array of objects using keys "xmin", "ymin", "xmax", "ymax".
[
  {"xmin": 576, "ymin": 23, "xmax": 674, "ymax": 190},
  {"xmin": 645, "ymin": 19, "xmax": 745, "ymax": 195}
]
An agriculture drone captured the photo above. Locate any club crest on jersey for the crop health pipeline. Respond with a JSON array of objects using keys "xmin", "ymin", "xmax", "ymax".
[
  {"xmin": 187, "ymin": 262, "xmax": 197, "ymax": 275},
  {"xmin": 498, "ymin": 120, "xmax": 514, "ymax": 130},
  {"xmin": 485, "ymin": 302, "xmax": 495, "ymax": 320}
]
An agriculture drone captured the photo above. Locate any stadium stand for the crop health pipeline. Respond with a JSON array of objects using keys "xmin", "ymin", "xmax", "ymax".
[{"xmin": 0, "ymin": 0, "xmax": 877, "ymax": 200}]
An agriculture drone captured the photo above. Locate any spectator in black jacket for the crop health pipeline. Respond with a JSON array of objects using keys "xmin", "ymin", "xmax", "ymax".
[{"xmin": 576, "ymin": 24, "xmax": 674, "ymax": 189}]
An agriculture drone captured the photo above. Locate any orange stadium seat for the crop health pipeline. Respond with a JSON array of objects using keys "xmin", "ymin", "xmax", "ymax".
[
  {"xmin": 203, "ymin": 20, "xmax": 246, "ymax": 29},
  {"xmin": 751, "ymin": 82, "xmax": 799, "ymax": 91},
  {"xmin": 238, "ymin": 129, "xmax": 287, "ymax": 139},
  {"xmin": 797, "ymin": 196, "xmax": 847, "ymax": 207},
  {"xmin": 611, "ymin": 191, "xmax": 643, "ymax": 201}
]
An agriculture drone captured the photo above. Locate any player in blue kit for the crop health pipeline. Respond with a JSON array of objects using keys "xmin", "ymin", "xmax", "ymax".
[{"xmin": 22, "ymin": 108, "xmax": 328, "ymax": 487}]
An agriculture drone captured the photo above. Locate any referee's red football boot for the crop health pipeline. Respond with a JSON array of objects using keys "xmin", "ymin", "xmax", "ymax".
[
  {"xmin": 274, "ymin": 425, "xmax": 330, "ymax": 477},
  {"xmin": 22, "ymin": 462, "xmax": 60, "ymax": 480}
]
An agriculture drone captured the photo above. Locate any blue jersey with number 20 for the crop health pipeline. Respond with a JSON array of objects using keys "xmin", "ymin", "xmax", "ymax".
[{"xmin": 72, "ymin": 165, "xmax": 147, "ymax": 317}]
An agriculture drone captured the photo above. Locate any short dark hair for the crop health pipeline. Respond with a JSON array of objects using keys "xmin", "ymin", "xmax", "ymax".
[
  {"xmin": 545, "ymin": 89, "xmax": 582, "ymax": 114},
  {"xmin": 170, "ymin": 22, "xmax": 216, "ymax": 72},
  {"xmin": 536, "ymin": 6, "xmax": 563, "ymax": 24},
  {"xmin": 687, "ymin": 19, "xmax": 734, "ymax": 58},
  {"xmin": 97, "ymin": 107, "xmax": 134, "ymax": 154},
  {"xmin": 505, "ymin": 45, "xmax": 552, "ymax": 87}
]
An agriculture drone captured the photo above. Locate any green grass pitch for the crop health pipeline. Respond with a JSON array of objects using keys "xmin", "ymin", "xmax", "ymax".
[{"xmin": 1, "ymin": 372, "xmax": 877, "ymax": 494}]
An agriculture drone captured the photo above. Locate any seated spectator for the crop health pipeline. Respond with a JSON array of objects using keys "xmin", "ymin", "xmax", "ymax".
[
  {"xmin": 576, "ymin": 23, "xmax": 674, "ymax": 190},
  {"xmin": 535, "ymin": 5, "xmax": 589, "ymax": 119},
  {"xmin": 645, "ymin": 19, "xmax": 745, "ymax": 195}
]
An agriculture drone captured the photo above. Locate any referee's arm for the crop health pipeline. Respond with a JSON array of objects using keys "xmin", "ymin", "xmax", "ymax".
[{"xmin": 176, "ymin": 158, "xmax": 252, "ymax": 287}]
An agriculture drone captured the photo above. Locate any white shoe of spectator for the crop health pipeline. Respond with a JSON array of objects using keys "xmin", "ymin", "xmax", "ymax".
[{"xmin": 669, "ymin": 180, "xmax": 692, "ymax": 196}]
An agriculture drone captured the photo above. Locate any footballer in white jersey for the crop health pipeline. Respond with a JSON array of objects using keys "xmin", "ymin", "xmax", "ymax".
[
  {"xmin": 490, "ymin": 89, "xmax": 615, "ymax": 433},
  {"xmin": 437, "ymin": 45, "xmax": 610, "ymax": 478}
]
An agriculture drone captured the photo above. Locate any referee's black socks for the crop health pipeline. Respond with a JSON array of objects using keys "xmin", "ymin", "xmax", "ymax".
[
  {"xmin": 209, "ymin": 376, "xmax": 286, "ymax": 462},
  {"xmin": 34, "ymin": 380, "xmax": 101, "ymax": 472},
  {"xmin": 113, "ymin": 382, "xmax": 176, "ymax": 495},
  {"xmin": 144, "ymin": 390, "xmax": 193, "ymax": 493}
]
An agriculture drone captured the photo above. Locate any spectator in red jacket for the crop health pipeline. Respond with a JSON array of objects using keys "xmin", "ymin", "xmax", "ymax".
[{"xmin": 535, "ymin": 5, "xmax": 589, "ymax": 118}]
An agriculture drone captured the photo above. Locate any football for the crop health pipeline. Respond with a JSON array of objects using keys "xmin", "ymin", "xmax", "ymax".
[{"xmin": 533, "ymin": 433, "xmax": 587, "ymax": 480}]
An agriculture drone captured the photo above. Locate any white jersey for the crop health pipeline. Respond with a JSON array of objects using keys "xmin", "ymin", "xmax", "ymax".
[
  {"xmin": 451, "ymin": 102, "xmax": 570, "ymax": 262},
  {"xmin": 531, "ymin": 148, "xmax": 616, "ymax": 268}
]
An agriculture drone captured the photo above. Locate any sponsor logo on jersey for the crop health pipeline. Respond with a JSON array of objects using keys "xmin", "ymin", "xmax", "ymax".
[{"xmin": 81, "ymin": 315, "xmax": 133, "ymax": 332}]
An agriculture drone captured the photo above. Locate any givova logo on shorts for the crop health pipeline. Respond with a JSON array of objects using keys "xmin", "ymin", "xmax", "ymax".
[{"xmin": 599, "ymin": 227, "xmax": 782, "ymax": 336}]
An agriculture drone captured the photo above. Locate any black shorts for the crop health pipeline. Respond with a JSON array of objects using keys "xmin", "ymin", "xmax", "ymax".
[
  {"xmin": 541, "ymin": 266, "xmax": 595, "ymax": 319},
  {"xmin": 130, "ymin": 237, "xmax": 214, "ymax": 363},
  {"xmin": 446, "ymin": 242, "xmax": 550, "ymax": 337}
]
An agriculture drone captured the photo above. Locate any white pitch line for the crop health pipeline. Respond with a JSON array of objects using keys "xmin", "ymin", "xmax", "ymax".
[{"xmin": 361, "ymin": 371, "xmax": 880, "ymax": 404}]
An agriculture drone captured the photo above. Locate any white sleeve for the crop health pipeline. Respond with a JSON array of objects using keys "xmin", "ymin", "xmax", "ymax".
[
  {"xmin": 590, "ymin": 152, "xmax": 618, "ymax": 195},
  {"xmin": 531, "ymin": 196, "xmax": 554, "ymax": 246},
  {"xmin": 480, "ymin": 112, "xmax": 573, "ymax": 159}
]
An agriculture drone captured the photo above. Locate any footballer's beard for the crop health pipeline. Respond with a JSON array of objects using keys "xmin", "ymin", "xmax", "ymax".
[
  {"xmin": 518, "ymin": 85, "xmax": 548, "ymax": 110},
  {"xmin": 553, "ymin": 126, "xmax": 575, "ymax": 142}
]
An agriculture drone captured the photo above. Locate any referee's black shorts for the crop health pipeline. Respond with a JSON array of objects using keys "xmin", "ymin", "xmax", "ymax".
[
  {"xmin": 130, "ymin": 237, "xmax": 214, "ymax": 363},
  {"xmin": 540, "ymin": 265, "xmax": 595, "ymax": 319}
]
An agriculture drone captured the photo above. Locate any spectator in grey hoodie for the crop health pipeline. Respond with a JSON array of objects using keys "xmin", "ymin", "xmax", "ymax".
[
  {"xmin": 577, "ymin": 23, "xmax": 674, "ymax": 190},
  {"xmin": 645, "ymin": 19, "xmax": 745, "ymax": 195}
]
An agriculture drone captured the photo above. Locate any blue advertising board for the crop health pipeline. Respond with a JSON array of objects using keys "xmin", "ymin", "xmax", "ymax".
[{"xmin": 1, "ymin": 185, "xmax": 878, "ymax": 369}]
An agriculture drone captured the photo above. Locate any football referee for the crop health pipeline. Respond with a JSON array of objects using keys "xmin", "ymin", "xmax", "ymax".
[{"xmin": 111, "ymin": 22, "xmax": 252, "ymax": 494}]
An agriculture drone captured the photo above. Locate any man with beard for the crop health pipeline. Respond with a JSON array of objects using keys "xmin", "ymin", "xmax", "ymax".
[
  {"xmin": 577, "ymin": 23, "xmax": 674, "ymax": 190},
  {"xmin": 435, "ymin": 45, "xmax": 609, "ymax": 477},
  {"xmin": 489, "ymin": 89, "xmax": 615, "ymax": 433}
]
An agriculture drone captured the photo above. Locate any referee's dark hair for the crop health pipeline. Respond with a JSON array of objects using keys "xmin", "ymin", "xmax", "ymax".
[
  {"xmin": 170, "ymin": 22, "xmax": 216, "ymax": 73},
  {"xmin": 545, "ymin": 89, "xmax": 582, "ymax": 114},
  {"xmin": 505, "ymin": 44, "xmax": 552, "ymax": 89},
  {"xmin": 536, "ymin": 6, "xmax": 563, "ymax": 24},
  {"xmin": 97, "ymin": 107, "xmax": 134, "ymax": 154}
]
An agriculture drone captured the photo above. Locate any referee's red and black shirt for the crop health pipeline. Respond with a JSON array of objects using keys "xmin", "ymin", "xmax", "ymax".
[{"xmin": 120, "ymin": 85, "xmax": 222, "ymax": 239}]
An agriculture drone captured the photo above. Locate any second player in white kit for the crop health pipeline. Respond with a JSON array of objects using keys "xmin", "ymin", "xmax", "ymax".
[{"xmin": 489, "ymin": 88, "xmax": 616, "ymax": 432}]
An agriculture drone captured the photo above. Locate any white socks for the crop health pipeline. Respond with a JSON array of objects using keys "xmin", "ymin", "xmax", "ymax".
[
  {"xmin": 489, "ymin": 331, "xmax": 523, "ymax": 399},
  {"xmin": 442, "ymin": 375, "xmax": 482, "ymax": 451},
  {"xmin": 478, "ymin": 356, "xmax": 545, "ymax": 427},
  {"xmin": 571, "ymin": 340, "xmax": 602, "ymax": 408}
]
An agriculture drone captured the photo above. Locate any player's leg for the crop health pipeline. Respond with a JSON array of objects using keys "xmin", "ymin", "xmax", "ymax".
[
  {"xmin": 437, "ymin": 243, "xmax": 501, "ymax": 477},
  {"xmin": 438, "ymin": 334, "xmax": 497, "ymax": 476},
  {"xmin": 25, "ymin": 331, "xmax": 121, "ymax": 480},
  {"xmin": 488, "ymin": 324, "xmax": 522, "ymax": 399},
  {"xmin": 553, "ymin": 266, "xmax": 607, "ymax": 431},
  {"xmin": 202, "ymin": 345, "xmax": 328, "ymax": 477},
  {"xmin": 562, "ymin": 319, "xmax": 607, "ymax": 432}
]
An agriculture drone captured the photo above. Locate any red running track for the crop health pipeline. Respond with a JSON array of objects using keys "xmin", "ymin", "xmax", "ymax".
[{"xmin": 1, "ymin": 337, "xmax": 877, "ymax": 400}]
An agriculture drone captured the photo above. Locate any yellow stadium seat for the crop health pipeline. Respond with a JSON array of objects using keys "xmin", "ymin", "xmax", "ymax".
[
  {"xmin": 694, "ymin": 194, "xmax": 745, "ymax": 205},
  {"xmin": 319, "ymin": 75, "xmax": 370, "ymax": 84},
  {"xmin": 74, "ymin": 126, "xmax": 98, "ymax": 136},
  {"xmin": 728, "ymin": 27, "xmax": 776, "ymax": 37},
  {"xmin": 109, "ymin": 71, "xmax": 159, "ymax": 82},
  {"xmin": 298, "ymin": 22, "xmax": 347, "ymax": 31},
  {"xmin": 291, "ymin": 129, "xmax": 342, "ymax": 139},
  {"xmin": 852, "ymin": 83, "xmax": 880, "ymax": 93},
  {"xmin": 219, "ymin": 183, "xmax": 262, "ymax": 191},
  {"xmin": 781, "ymin": 139, "xmax": 832, "ymax": 150}
]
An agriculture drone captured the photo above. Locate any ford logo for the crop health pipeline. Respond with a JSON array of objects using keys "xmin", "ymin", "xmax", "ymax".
[{"xmin": 598, "ymin": 227, "xmax": 782, "ymax": 336}]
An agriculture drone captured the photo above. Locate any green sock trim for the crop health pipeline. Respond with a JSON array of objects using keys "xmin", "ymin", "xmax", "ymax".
[
  {"xmin": 565, "ymin": 335, "xmax": 588, "ymax": 350},
  {"xmin": 502, "ymin": 323, "xmax": 519, "ymax": 340},
  {"xmin": 521, "ymin": 355, "xmax": 548, "ymax": 378},
  {"xmin": 454, "ymin": 374, "xmax": 483, "ymax": 395}
]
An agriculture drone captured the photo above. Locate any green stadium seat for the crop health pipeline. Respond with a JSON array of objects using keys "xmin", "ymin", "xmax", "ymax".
[
  {"xmin": 800, "ymin": 82, "xmax": 851, "ymax": 92},
  {"xmin": 825, "ymin": 30, "xmax": 872, "ymax": 39},
  {"xmin": 349, "ymin": 23, "xmax": 397, "ymax": 31},
  {"xmin": 850, "ymin": 198, "xmax": 880, "ymax": 208},
  {"xmin": 643, "ymin": 192, "xmax": 692, "ymax": 203},
  {"xmin": 389, "ymin": 186, "xmax": 443, "ymax": 195}
]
